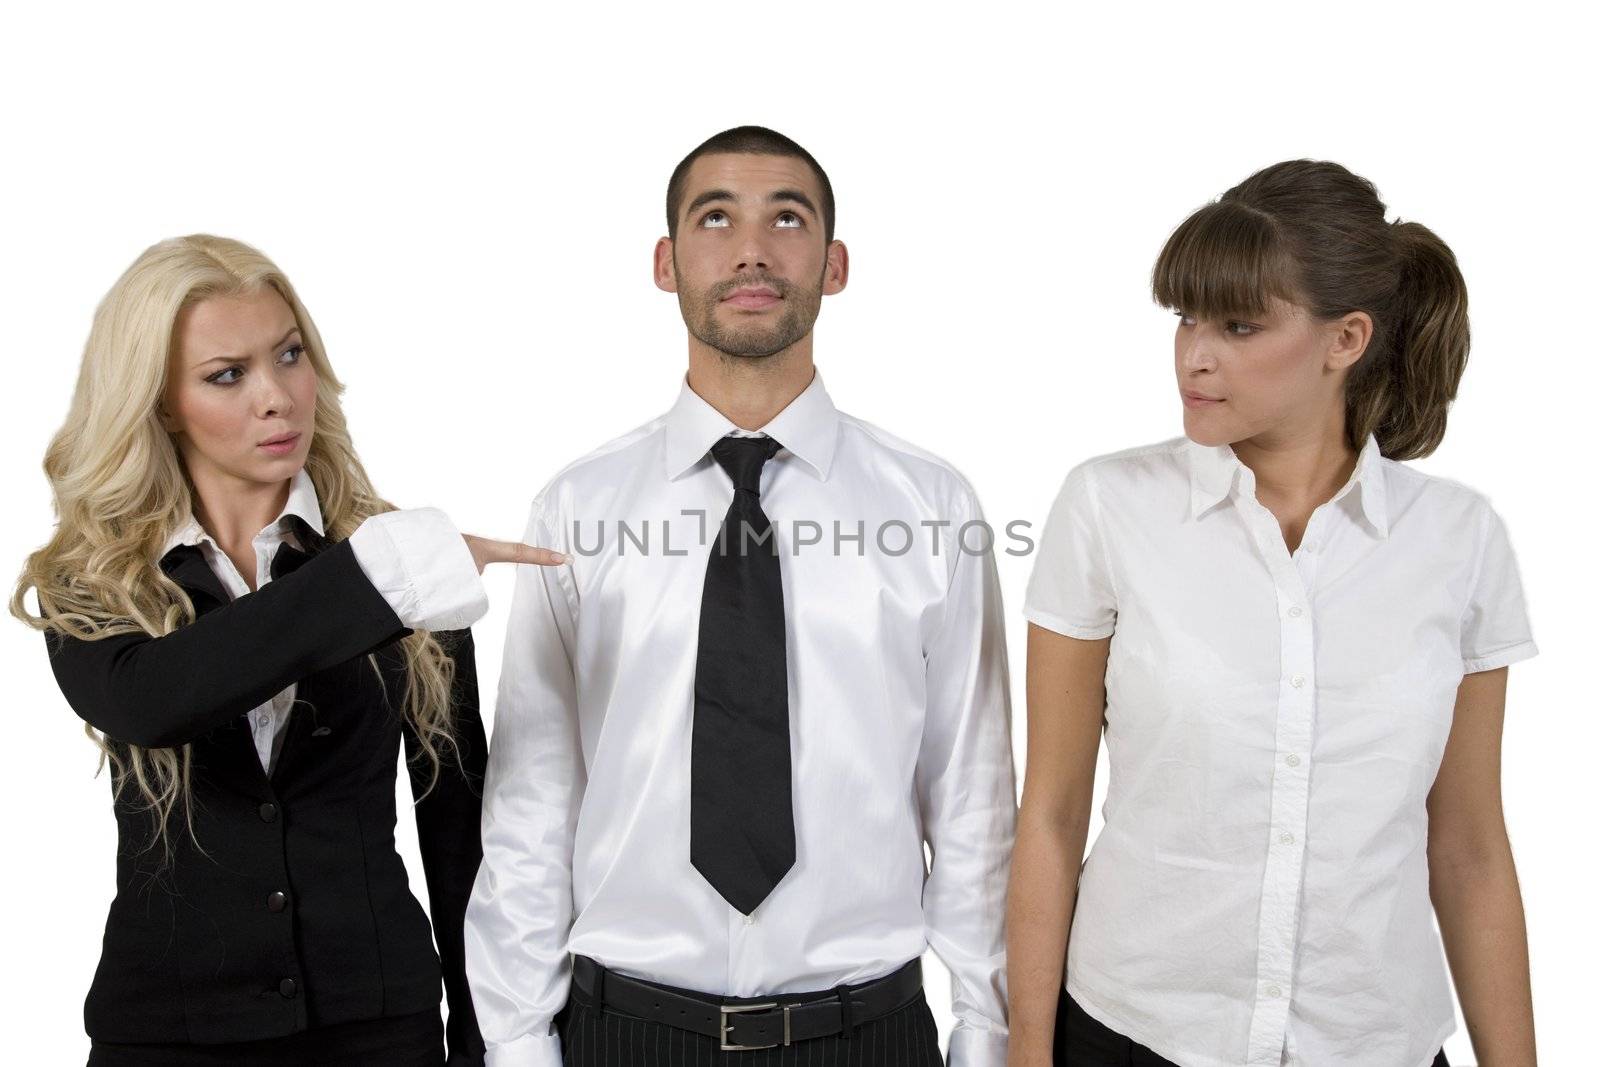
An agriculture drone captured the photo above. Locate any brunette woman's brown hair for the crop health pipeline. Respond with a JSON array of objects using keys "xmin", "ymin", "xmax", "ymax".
[{"xmin": 1152, "ymin": 159, "xmax": 1469, "ymax": 459}]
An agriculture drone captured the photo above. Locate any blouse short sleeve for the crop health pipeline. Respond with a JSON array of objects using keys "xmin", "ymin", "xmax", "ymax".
[
  {"xmin": 1023, "ymin": 460, "xmax": 1117, "ymax": 640},
  {"xmin": 1460, "ymin": 500, "xmax": 1538, "ymax": 674}
]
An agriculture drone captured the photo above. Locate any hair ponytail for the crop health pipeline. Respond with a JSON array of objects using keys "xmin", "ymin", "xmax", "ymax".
[
  {"xmin": 1153, "ymin": 160, "xmax": 1473, "ymax": 460},
  {"xmin": 1347, "ymin": 220, "xmax": 1469, "ymax": 459}
]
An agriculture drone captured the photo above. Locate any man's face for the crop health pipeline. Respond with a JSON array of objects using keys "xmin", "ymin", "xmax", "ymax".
[{"xmin": 655, "ymin": 152, "xmax": 846, "ymax": 359}]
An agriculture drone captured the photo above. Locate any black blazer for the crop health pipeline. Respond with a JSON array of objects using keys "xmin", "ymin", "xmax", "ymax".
[{"xmin": 45, "ymin": 519, "xmax": 486, "ymax": 1062}]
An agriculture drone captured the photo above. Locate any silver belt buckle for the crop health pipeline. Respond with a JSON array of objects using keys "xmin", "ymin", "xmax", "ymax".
[{"xmin": 719, "ymin": 1001, "xmax": 791, "ymax": 1051}]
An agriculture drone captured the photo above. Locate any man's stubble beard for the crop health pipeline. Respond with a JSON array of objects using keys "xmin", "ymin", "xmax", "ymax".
[{"xmin": 678, "ymin": 262, "xmax": 826, "ymax": 360}]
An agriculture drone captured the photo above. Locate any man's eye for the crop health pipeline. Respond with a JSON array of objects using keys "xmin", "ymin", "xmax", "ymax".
[
  {"xmin": 775, "ymin": 212, "xmax": 802, "ymax": 228},
  {"xmin": 701, "ymin": 211, "xmax": 730, "ymax": 228}
]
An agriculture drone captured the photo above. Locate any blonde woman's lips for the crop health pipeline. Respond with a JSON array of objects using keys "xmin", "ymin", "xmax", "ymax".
[{"xmin": 258, "ymin": 432, "xmax": 301, "ymax": 455}]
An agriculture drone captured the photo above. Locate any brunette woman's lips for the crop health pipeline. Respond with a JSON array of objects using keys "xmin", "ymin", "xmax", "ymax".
[
  {"xmin": 258, "ymin": 432, "xmax": 301, "ymax": 456},
  {"xmin": 1182, "ymin": 391, "xmax": 1225, "ymax": 409},
  {"xmin": 722, "ymin": 287, "xmax": 781, "ymax": 310}
]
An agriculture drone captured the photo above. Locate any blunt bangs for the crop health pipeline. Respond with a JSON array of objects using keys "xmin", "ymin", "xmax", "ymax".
[{"xmin": 1151, "ymin": 199, "xmax": 1300, "ymax": 320}]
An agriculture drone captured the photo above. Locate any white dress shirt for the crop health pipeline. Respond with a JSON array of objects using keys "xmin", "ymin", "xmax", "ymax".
[
  {"xmin": 464, "ymin": 370, "xmax": 1016, "ymax": 1067},
  {"xmin": 1023, "ymin": 433, "xmax": 1538, "ymax": 1067},
  {"xmin": 161, "ymin": 467, "xmax": 489, "ymax": 773}
]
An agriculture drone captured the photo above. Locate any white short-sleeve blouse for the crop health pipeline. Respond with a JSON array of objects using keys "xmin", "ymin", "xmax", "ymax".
[{"xmin": 1023, "ymin": 433, "xmax": 1537, "ymax": 1067}]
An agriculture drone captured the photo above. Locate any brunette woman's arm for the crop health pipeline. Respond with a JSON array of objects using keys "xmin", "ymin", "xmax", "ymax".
[
  {"xmin": 1428, "ymin": 665, "xmax": 1537, "ymax": 1066},
  {"xmin": 1005, "ymin": 624, "xmax": 1109, "ymax": 1067}
]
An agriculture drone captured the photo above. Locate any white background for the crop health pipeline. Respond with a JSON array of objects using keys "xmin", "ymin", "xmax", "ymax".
[{"xmin": 2, "ymin": 3, "xmax": 1593, "ymax": 1063}]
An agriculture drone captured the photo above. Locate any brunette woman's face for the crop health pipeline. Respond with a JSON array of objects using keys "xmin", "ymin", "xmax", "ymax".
[
  {"xmin": 1173, "ymin": 297, "xmax": 1369, "ymax": 446},
  {"xmin": 160, "ymin": 287, "xmax": 316, "ymax": 490}
]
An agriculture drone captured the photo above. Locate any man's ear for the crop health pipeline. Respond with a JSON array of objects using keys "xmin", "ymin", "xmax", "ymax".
[
  {"xmin": 653, "ymin": 236, "xmax": 677, "ymax": 293},
  {"xmin": 822, "ymin": 240, "xmax": 849, "ymax": 296}
]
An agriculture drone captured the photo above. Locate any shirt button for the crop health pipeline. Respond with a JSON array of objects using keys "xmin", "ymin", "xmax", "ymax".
[
  {"xmin": 267, "ymin": 891, "xmax": 289, "ymax": 914},
  {"xmin": 1279, "ymin": 832, "xmax": 1295, "ymax": 845},
  {"xmin": 743, "ymin": 915, "xmax": 756, "ymax": 926},
  {"xmin": 1265, "ymin": 984, "xmax": 1282, "ymax": 999},
  {"xmin": 1287, "ymin": 606, "xmax": 1304, "ymax": 618},
  {"xmin": 1290, "ymin": 674, "xmax": 1306, "ymax": 688},
  {"xmin": 1284, "ymin": 754, "xmax": 1301, "ymax": 767},
  {"xmin": 278, "ymin": 977, "xmax": 299, "ymax": 999}
]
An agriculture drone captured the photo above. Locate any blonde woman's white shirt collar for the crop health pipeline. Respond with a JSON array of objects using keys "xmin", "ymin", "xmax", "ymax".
[{"xmin": 1024, "ymin": 434, "xmax": 1536, "ymax": 1067}]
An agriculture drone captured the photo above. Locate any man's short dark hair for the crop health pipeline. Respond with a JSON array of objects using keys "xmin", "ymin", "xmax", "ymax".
[{"xmin": 666, "ymin": 126, "xmax": 835, "ymax": 243}]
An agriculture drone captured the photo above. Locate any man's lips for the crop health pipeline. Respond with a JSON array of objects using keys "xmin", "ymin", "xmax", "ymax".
[
  {"xmin": 721, "ymin": 287, "xmax": 782, "ymax": 310},
  {"xmin": 1181, "ymin": 391, "xmax": 1225, "ymax": 409}
]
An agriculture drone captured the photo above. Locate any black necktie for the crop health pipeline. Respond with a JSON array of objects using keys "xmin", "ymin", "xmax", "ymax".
[{"xmin": 691, "ymin": 434, "xmax": 794, "ymax": 914}]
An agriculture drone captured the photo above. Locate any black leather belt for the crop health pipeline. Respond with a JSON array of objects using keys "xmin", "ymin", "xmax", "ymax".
[{"xmin": 569, "ymin": 955, "xmax": 923, "ymax": 1052}]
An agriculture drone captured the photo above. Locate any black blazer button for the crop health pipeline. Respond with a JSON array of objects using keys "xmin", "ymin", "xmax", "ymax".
[
  {"xmin": 267, "ymin": 891, "xmax": 288, "ymax": 914},
  {"xmin": 258, "ymin": 802, "xmax": 279, "ymax": 823},
  {"xmin": 278, "ymin": 977, "xmax": 298, "ymax": 999}
]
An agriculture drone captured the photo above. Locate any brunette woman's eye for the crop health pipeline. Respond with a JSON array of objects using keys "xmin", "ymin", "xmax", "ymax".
[
  {"xmin": 1174, "ymin": 311, "xmax": 1196, "ymax": 326},
  {"xmin": 1225, "ymin": 321, "xmax": 1260, "ymax": 336}
]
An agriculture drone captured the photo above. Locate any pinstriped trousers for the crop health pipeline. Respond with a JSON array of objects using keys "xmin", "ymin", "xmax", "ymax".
[{"xmin": 554, "ymin": 989, "xmax": 946, "ymax": 1066}]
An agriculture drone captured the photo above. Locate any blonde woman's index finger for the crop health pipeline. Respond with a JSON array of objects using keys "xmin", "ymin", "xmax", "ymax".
[{"xmin": 492, "ymin": 540, "xmax": 570, "ymax": 567}]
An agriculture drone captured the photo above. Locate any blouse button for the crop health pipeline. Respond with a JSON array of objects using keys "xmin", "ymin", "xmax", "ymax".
[
  {"xmin": 1264, "ymin": 984, "xmax": 1282, "ymax": 999},
  {"xmin": 257, "ymin": 802, "xmax": 279, "ymax": 823},
  {"xmin": 1290, "ymin": 674, "xmax": 1306, "ymax": 688},
  {"xmin": 1284, "ymin": 754, "xmax": 1301, "ymax": 767},
  {"xmin": 1287, "ymin": 606, "xmax": 1304, "ymax": 618},
  {"xmin": 278, "ymin": 977, "xmax": 299, "ymax": 999},
  {"xmin": 267, "ymin": 891, "xmax": 289, "ymax": 914},
  {"xmin": 1279, "ymin": 832, "xmax": 1295, "ymax": 845}
]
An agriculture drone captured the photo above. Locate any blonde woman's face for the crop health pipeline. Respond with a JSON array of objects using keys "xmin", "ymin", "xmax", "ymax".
[{"xmin": 161, "ymin": 287, "xmax": 316, "ymax": 490}]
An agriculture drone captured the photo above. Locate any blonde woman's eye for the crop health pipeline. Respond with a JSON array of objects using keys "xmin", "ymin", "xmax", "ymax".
[
  {"xmin": 701, "ymin": 211, "xmax": 730, "ymax": 228},
  {"xmin": 206, "ymin": 366, "xmax": 244, "ymax": 385},
  {"xmin": 279, "ymin": 344, "xmax": 304, "ymax": 364},
  {"xmin": 775, "ymin": 212, "xmax": 802, "ymax": 228}
]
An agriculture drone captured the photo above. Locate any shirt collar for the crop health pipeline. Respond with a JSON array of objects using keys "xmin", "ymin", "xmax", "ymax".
[
  {"xmin": 161, "ymin": 466, "xmax": 326, "ymax": 558},
  {"xmin": 662, "ymin": 368, "xmax": 840, "ymax": 482},
  {"xmin": 1186, "ymin": 432, "xmax": 1389, "ymax": 538}
]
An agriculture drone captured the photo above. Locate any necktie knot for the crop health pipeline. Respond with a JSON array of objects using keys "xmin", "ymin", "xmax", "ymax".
[{"xmin": 710, "ymin": 435, "xmax": 782, "ymax": 495}]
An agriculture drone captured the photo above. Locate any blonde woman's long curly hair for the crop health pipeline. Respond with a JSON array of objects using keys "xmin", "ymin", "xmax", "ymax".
[{"xmin": 12, "ymin": 235, "xmax": 459, "ymax": 856}]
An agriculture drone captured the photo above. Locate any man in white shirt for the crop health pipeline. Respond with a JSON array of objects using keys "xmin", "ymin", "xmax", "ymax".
[{"xmin": 464, "ymin": 126, "xmax": 1015, "ymax": 1066}]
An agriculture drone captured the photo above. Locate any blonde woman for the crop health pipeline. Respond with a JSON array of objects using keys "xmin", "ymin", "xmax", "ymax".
[
  {"xmin": 14, "ymin": 235, "xmax": 564, "ymax": 1065},
  {"xmin": 1008, "ymin": 162, "xmax": 1537, "ymax": 1066}
]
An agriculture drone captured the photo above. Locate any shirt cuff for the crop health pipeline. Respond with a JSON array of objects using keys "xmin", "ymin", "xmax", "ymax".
[
  {"xmin": 349, "ymin": 508, "xmax": 489, "ymax": 631},
  {"xmin": 484, "ymin": 1033, "xmax": 563, "ymax": 1067},
  {"xmin": 948, "ymin": 1024, "xmax": 1008, "ymax": 1067}
]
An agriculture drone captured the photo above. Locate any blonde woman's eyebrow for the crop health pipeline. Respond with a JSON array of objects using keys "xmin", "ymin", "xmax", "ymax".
[{"xmin": 195, "ymin": 327, "xmax": 302, "ymax": 366}]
